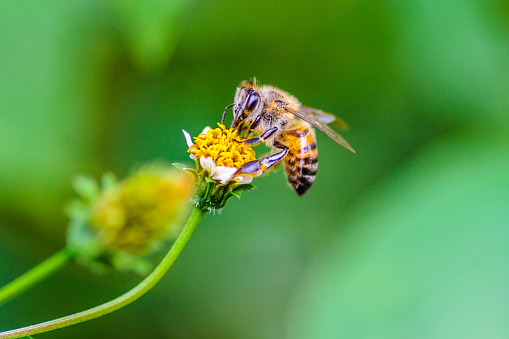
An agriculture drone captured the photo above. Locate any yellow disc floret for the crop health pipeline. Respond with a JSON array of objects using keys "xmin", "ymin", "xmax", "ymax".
[{"xmin": 187, "ymin": 123, "xmax": 256, "ymax": 168}]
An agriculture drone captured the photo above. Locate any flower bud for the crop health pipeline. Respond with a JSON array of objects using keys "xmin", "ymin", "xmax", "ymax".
[{"xmin": 66, "ymin": 163, "xmax": 194, "ymax": 274}]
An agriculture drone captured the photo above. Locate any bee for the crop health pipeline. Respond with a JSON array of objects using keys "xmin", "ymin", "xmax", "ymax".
[{"xmin": 221, "ymin": 78, "xmax": 355, "ymax": 196}]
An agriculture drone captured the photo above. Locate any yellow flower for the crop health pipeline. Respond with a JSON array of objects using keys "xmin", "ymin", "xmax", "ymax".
[
  {"xmin": 180, "ymin": 123, "xmax": 261, "ymax": 212},
  {"xmin": 183, "ymin": 123, "xmax": 261, "ymax": 184}
]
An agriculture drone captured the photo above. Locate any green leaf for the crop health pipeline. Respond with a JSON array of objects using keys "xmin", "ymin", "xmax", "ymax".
[
  {"xmin": 171, "ymin": 162, "xmax": 197, "ymax": 178},
  {"xmin": 222, "ymin": 190, "xmax": 240, "ymax": 204},
  {"xmin": 110, "ymin": 251, "xmax": 152, "ymax": 276},
  {"xmin": 100, "ymin": 172, "xmax": 117, "ymax": 190},
  {"xmin": 111, "ymin": 0, "xmax": 195, "ymax": 73},
  {"xmin": 233, "ymin": 183, "xmax": 256, "ymax": 193},
  {"xmin": 0, "ymin": 1, "xmax": 99, "ymax": 234},
  {"xmin": 172, "ymin": 162, "xmax": 189, "ymax": 172},
  {"xmin": 287, "ymin": 133, "xmax": 509, "ymax": 339},
  {"xmin": 72, "ymin": 175, "xmax": 99, "ymax": 202},
  {"xmin": 393, "ymin": 0, "xmax": 509, "ymax": 124},
  {"xmin": 204, "ymin": 176, "xmax": 216, "ymax": 184}
]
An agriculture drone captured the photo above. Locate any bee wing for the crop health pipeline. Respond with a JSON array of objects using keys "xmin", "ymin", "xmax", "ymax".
[
  {"xmin": 284, "ymin": 106, "xmax": 356, "ymax": 153},
  {"xmin": 300, "ymin": 106, "xmax": 350, "ymax": 131}
]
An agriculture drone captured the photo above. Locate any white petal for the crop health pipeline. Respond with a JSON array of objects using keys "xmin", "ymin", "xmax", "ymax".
[
  {"xmin": 199, "ymin": 157, "xmax": 216, "ymax": 172},
  {"xmin": 212, "ymin": 166, "xmax": 238, "ymax": 184},
  {"xmin": 182, "ymin": 129, "xmax": 194, "ymax": 148},
  {"xmin": 189, "ymin": 154, "xmax": 197, "ymax": 161},
  {"xmin": 200, "ymin": 126, "xmax": 212, "ymax": 136},
  {"xmin": 234, "ymin": 173, "xmax": 253, "ymax": 184}
]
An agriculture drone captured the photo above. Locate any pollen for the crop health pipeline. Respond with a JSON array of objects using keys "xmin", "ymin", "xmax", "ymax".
[{"xmin": 188, "ymin": 123, "xmax": 256, "ymax": 168}]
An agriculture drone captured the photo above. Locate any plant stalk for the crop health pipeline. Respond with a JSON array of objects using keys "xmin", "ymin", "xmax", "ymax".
[
  {"xmin": 0, "ymin": 248, "xmax": 73, "ymax": 307},
  {"xmin": 0, "ymin": 206, "xmax": 205, "ymax": 339}
]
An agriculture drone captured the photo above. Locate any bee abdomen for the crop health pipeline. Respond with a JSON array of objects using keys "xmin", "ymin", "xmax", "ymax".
[{"xmin": 284, "ymin": 124, "xmax": 318, "ymax": 196}]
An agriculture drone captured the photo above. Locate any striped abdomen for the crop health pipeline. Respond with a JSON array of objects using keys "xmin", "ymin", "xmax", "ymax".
[{"xmin": 283, "ymin": 122, "xmax": 318, "ymax": 196}]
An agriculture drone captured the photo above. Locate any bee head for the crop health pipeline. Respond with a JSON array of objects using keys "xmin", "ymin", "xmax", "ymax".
[{"xmin": 232, "ymin": 86, "xmax": 261, "ymax": 128}]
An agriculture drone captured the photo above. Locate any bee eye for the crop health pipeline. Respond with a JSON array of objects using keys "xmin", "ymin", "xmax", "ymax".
[{"xmin": 246, "ymin": 92, "xmax": 260, "ymax": 111}]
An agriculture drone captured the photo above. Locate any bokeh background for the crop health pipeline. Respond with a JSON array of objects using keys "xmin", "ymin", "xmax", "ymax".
[{"xmin": 1, "ymin": 0, "xmax": 509, "ymax": 338}]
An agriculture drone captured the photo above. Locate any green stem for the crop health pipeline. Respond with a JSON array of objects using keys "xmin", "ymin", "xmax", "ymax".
[
  {"xmin": 0, "ymin": 207, "xmax": 206, "ymax": 339},
  {"xmin": 0, "ymin": 248, "xmax": 73, "ymax": 307}
]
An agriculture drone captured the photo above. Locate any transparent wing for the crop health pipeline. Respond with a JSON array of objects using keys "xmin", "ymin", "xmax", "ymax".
[
  {"xmin": 284, "ymin": 106, "xmax": 356, "ymax": 153},
  {"xmin": 300, "ymin": 106, "xmax": 350, "ymax": 131}
]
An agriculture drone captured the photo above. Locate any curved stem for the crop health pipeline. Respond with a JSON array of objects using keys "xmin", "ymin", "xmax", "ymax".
[
  {"xmin": 0, "ymin": 207, "xmax": 206, "ymax": 339},
  {"xmin": 0, "ymin": 249, "xmax": 73, "ymax": 307}
]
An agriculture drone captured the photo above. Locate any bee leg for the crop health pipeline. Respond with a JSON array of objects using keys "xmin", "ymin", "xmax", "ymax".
[
  {"xmin": 245, "ymin": 115, "xmax": 262, "ymax": 138},
  {"xmin": 261, "ymin": 141, "xmax": 288, "ymax": 169},
  {"xmin": 237, "ymin": 122, "xmax": 247, "ymax": 137},
  {"xmin": 241, "ymin": 160, "xmax": 262, "ymax": 173},
  {"xmin": 242, "ymin": 141, "xmax": 288, "ymax": 173},
  {"xmin": 243, "ymin": 126, "xmax": 278, "ymax": 145},
  {"xmin": 221, "ymin": 103, "xmax": 235, "ymax": 125}
]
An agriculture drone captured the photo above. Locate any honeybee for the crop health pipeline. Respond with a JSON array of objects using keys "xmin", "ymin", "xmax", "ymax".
[{"xmin": 221, "ymin": 78, "xmax": 355, "ymax": 196}]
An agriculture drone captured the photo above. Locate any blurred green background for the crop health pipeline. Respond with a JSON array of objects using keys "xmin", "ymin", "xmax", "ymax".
[{"xmin": 1, "ymin": 0, "xmax": 509, "ymax": 338}]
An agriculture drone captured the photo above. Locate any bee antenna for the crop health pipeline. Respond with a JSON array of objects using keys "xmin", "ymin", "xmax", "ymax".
[{"xmin": 221, "ymin": 103, "xmax": 235, "ymax": 125}]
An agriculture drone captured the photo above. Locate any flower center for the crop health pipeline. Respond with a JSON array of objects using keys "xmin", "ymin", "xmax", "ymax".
[{"xmin": 187, "ymin": 123, "xmax": 256, "ymax": 168}]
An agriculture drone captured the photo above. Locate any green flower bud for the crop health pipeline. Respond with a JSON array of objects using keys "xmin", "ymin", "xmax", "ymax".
[{"xmin": 66, "ymin": 163, "xmax": 194, "ymax": 274}]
